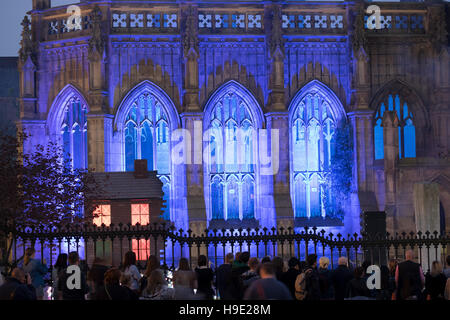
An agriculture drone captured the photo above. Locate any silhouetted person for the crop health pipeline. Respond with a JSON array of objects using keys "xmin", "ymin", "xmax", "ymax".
[
  {"xmin": 424, "ymin": 261, "xmax": 447, "ymax": 300},
  {"xmin": 331, "ymin": 257, "xmax": 353, "ymax": 300},
  {"xmin": 280, "ymin": 257, "xmax": 300, "ymax": 298},
  {"xmin": 216, "ymin": 253, "xmax": 234, "ymax": 300},
  {"xmin": 87, "ymin": 257, "xmax": 108, "ymax": 300},
  {"xmin": 303, "ymin": 254, "xmax": 320, "ymax": 301},
  {"xmin": 195, "ymin": 255, "xmax": 214, "ymax": 300},
  {"xmin": 173, "ymin": 258, "xmax": 197, "ymax": 300},
  {"xmin": 244, "ymin": 262, "xmax": 292, "ymax": 300},
  {"xmin": 141, "ymin": 269, "xmax": 174, "ymax": 300},
  {"xmin": 272, "ymin": 257, "xmax": 284, "ymax": 280},
  {"xmin": 318, "ymin": 257, "xmax": 334, "ymax": 300},
  {"xmin": 52, "ymin": 253, "xmax": 67, "ymax": 300},
  {"xmin": 229, "ymin": 251, "xmax": 250, "ymax": 300},
  {"xmin": 346, "ymin": 267, "xmax": 371, "ymax": 299},
  {"xmin": 95, "ymin": 268, "xmax": 133, "ymax": 300},
  {"xmin": 0, "ymin": 268, "xmax": 36, "ymax": 300},
  {"xmin": 20, "ymin": 248, "xmax": 48, "ymax": 299},
  {"xmin": 395, "ymin": 250, "xmax": 424, "ymax": 300},
  {"xmin": 58, "ymin": 252, "xmax": 88, "ymax": 300},
  {"xmin": 121, "ymin": 251, "xmax": 141, "ymax": 293},
  {"xmin": 242, "ymin": 257, "xmax": 260, "ymax": 291},
  {"xmin": 139, "ymin": 255, "xmax": 160, "ymax": 294}
]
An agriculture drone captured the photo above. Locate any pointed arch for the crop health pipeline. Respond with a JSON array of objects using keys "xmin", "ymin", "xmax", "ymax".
[
  {"xmin": 114, "ymin": 80, "xmax": 180, "ymax": 132},
  {"xmin": 203, "ymin": 80, "xmax": 261, "ymax": 223},
  {"xmin": 289, "ymin": 80, "xmax": 345, "ymax": 220},
  {"xmin": 47, "ymin": 84, "xmax": 89, "ymax": 136},
  {"xmin": 369, "ymin": 79, "xmax": 429, "ymax": 129},
  {"xmin": 288, "ymin": 80, "xmax": 346, "ymax": 122},
  {"xmin": 203, "ymin": 80, "xmax": 265, "ymax": 129},
  {"xmin": 116, "ymin": 80, "xmax": 178, "ymax": 222},
  {"xmin": 370, "ymin": 79, "xmax": 429, "ymax": 159}
]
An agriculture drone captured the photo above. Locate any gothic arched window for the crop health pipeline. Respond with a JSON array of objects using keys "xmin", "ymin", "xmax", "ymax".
[
  {"xmin": 123, "ymin": 92, "xmax": 171, "ymax": 221},
  {"xmin": 204, "ymin": 82, "xmax": 260, "ymax": 221},
  {"xmin": 61, "ymin": 96, "xmax": 88, "ymax": 169},
  {"xmin": 290, "ymin": 83, "xmax": 344, "ymax": 219},
  {"xmin": 374, "ymin": 94, "xmax": 416, "ymax": 160}
]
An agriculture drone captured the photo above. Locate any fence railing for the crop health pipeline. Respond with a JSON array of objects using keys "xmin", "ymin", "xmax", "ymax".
[{"xmin": 2, "ymin": 223, "xmax": 449, "ymax": 276}]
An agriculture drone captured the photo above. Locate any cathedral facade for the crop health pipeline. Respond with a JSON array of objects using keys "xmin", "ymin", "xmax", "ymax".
[{"xmin": 18, "ymin": 0, "xmax": 450, "ymax": 236}]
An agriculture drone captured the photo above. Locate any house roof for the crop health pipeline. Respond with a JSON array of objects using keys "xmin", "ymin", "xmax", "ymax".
[{"xmin": 92, "ymin": 171, "xmax": 164, "ymax": 200}]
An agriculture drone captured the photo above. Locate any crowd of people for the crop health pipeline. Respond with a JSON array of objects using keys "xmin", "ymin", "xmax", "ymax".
[{"xmin": 0, "ymin": 248, "xmax": 449, "ymax": 301}]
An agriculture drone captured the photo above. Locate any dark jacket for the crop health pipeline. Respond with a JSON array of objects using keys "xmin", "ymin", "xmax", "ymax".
[
  {"xmin": 304, "ymin": 267, "xmax": 321, "ymax": 301},
  {"xmin": 318, "ymin": 268, "xmax": 334, "ymax": 300},
  {"xmin": 331, "ymin": 265, "xmax": 353, "ymax": 300},
  {"xmin": 229, "ymin": 261, "xmax": 250, "ymax": 300},
  {"xmin": 397, "ymin": 260, "xmax": 423, "ymax": 300},
  {"xmin": 216, "ymin": 263, "xmax": 233, "ymax": 300},
  {"xmin": 195, "ymin": 267, "xmax": 215, "ymax": 300},
  {"xmin": 87, "ymin": 264, "xmax": 108, "ymax": 296},
  {"xmin": 280, "ymin": 268, "xmax": 300, "ymax": 299},
  {"xmin": 346, "ymin": 278, "xmax": 371, "ymax": 299},
  {"xmin": 58, "ymin": 265, "xmax": 89, "ymax": 300},
  {"xmin": 0, "ymin": 277, "xmax": 37, "ymax": 300},
  {"xmin": 424, "ymin": 272, "xmax": 447, "ymax": 300}
]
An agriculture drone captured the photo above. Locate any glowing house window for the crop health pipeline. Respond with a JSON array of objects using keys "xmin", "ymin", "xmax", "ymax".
[
  {"xmin": 374, "ymin": 94, "xmax": 416, "ymax": 160},
  {"xmin": 93, "ymin": 204, "xmax": 111, "ymax": 226},
  {"xmin": 291, "ymin": 92, "xmax": 335, "ymax": 218},
  {"xmin": 124, "ymin": 93, "xmax": 171, "ymax": 221},
  {"xmin": 206, "ymin": 91, "xmax": 256, "ymax": 221},
  {"xmin": 131, "ymin": 203, "xmax": 150, "ymax": 261},
  {"xmin": 61, "ymin": 97, "xmax": 88, "ymax": 169}
]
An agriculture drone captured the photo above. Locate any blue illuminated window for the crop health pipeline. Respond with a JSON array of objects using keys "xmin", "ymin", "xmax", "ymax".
[
  {"xmin": 374, "ymin": 94, "xmax": 416, "ymax": 160},
  {"xmin": 61, "ymin": 97, "xmax": 87, "ymax": 169},
  {"xmin": 124, "ymin": 92, "xmax": 171, "ymax": 220},
  {"xmin": 206, "ymin": 91, "xmax": 256, "ymax": 221},
  {"xmin": 291, "ymin": 93, "xmax": 335, "ymax": 218}
]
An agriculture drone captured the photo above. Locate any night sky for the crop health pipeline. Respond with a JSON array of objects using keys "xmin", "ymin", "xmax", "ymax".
[{"xmin": 0, "ymin": 0, "xmax": 74, "ymax": 57}]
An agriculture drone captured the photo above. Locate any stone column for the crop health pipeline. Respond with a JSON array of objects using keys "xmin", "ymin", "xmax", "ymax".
[
  {"xmin": 87, "ymin": 115, "xmax": 112, "ymax": 172},
  {"xmin": 382, "ymin": 111, "xmax": 399, "ymax": 232},
  {"xmin": 431, "ymin": 47, "xmax": 450, "ymax": 158},
  {"xmin": 181, "ymin": 4, "xmax": 199, "ymax": 113},
  {"xmin": 86, "ymin": 6, "xmax": 111, "ymax": 173},
  {"xmin": 264, "ymin": 4, "xmax": 292, "ymax": 233},
  {"xmin": 179, "ymin": 5, "xmax": 206, "ymax": 243},
  {"xmin": 180, "ymin": 113, "xmax": 207, "ymax": 258},
  {"xmin": 265, "ymin": 113, "xmax": 291, "ymax": 230},
  {"xmin": 347, "ymin": 4, "xmax": 376, "ymax": 235},
  {"xmin": 19, "ymin": 57, "xmax": 37, "ymax": 120},
  {"xmin": 413, "ymin": 183, "xmax": 440, "ymax": 272},
  {"xmin": 17, "ymin": 15, "xmax": 43, "ymax": 153},
  {"xmin": 347, "ymin": 110, "xmax": 375, "ymax": 234},
  {"xmin": 18, "ymin": 15, "xmax": 36, "ymax": 117}
]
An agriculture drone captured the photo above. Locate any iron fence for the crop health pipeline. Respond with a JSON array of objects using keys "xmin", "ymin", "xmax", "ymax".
[{"xmin": 1, "ymin": 223, "xmax": 449, "ymax": 278}]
